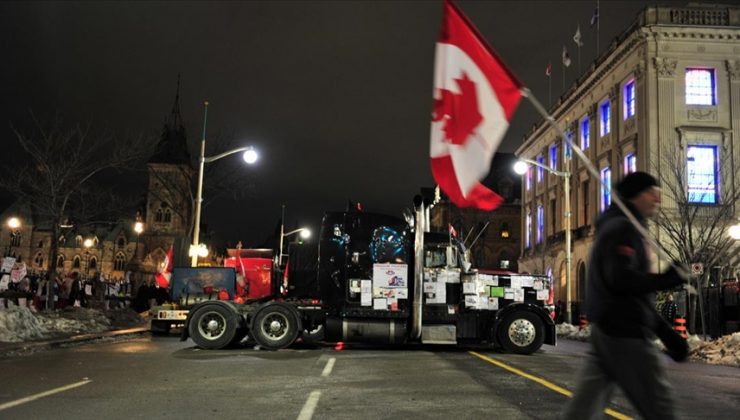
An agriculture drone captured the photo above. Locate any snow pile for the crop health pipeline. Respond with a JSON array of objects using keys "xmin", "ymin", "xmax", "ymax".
[
  {"xmin": 556, "ymin": 323, "xmax": 591, "ymax": 341},
  {"xmin": 0, "ymin": 307, "xmax": 144, "ymax": 343},
  {"xmin": 688, "ymin": 332, "xmax": 740, "ymax": 368},
  {"xmin": 0, "ymin": 307, "xmax": 49, "ymax": 342}
]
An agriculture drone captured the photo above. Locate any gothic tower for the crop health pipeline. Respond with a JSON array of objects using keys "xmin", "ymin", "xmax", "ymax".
[{"xmin": 141, "ymin": 77, "xmax": 194, "ymax": 272}]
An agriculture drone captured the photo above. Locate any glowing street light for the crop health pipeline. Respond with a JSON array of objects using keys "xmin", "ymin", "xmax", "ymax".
[
  {"xmin": 7, "ymin": 217, "xmax": 21, "ymax": 230},
  {"xmin": 514, "ymin": 157, "xmax": 573, "ymax": 324},
  {"xmin": 189, "ymin": 243, "xmax": 209, "ymax": 259},
  {"xmin": 729, "ymin": 221, "xmax": 740, "ymax": 240},
  {"xmin": 191, "ymin": 101, "xmax": 259, "ymax": 266}
]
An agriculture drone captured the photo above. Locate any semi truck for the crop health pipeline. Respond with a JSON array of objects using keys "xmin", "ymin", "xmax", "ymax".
[{"xmin": 181, "ymin": 199, "xmax": 556, "ymax": 354}]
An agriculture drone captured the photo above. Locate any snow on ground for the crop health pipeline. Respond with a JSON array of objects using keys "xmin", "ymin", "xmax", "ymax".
[
  {"xmin": 556, "ymin": 323, "xmax": 740, "ymax": 368},
  {"xmin": 0, "ymin": 306, "xmax": 145, "ymax": 343}
]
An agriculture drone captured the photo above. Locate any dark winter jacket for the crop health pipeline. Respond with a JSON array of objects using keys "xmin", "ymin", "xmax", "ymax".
[{"xmin": 585, "ymin": 203, "xmax": 684, "ymax": 338}]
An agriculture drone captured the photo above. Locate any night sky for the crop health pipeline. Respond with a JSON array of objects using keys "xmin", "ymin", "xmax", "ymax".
[{"xmin": 0, "ymin": 0, "xmax": 699, "ymax": 248}]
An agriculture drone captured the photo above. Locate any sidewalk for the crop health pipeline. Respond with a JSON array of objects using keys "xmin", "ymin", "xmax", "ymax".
[{"xmin": 0, "ymin": 325, "xmax": 150, "ymax": 357}]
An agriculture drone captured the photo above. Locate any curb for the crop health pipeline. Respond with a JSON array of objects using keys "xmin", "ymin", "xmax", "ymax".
[{"xmin": 0, "ymin": 326, "xmax": 150, "ymax": 356}]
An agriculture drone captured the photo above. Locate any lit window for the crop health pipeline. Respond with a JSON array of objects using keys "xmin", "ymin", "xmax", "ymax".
[
  {"xmin": 581, "ymin": 118, "xmax": 590, "ymax": 149},
  {"xmin": 537, "ymin": 155, "xmax": 544, "ymax": 182},
  {"xmin": 549, "ymin": 144, "xmax": 558, "ymax": 170},
  {"xmin": 685, "ymin": 69, "xmax": 715, "ymax": 105},
  {"xmin": 600, "ymin": 167, "xmax": 611, "ymax": 212},
  {"xmin": 600, "ymin": 100, "xmax": 610, "ymax": 136},
  {"xmin": 624, "ymin": 153, "xmax": 636, "ymax": 175},
  {"xmin": 114, "ymin": 253, "xmax": 127, "ymax": 271},
  {"xmin": 687, "ymin": 145, "xmax": 719, "ymax": 204},
  {"xmin": 624, "ymin": 80, "xmax": 636, "ymax": 118},
  {"xmin": 499, "ymin": 223, "xmax": 510, "ymax": 239},
  {"xmin": 565, "ymin": 131, "xmax": 573, "ymax": 159},
  {"xmin": 536, "ymin": 205, "xmax": 544, "ymax": 244},
  {"xmin": 525, "ymin": 211, "xmax": 532, "ymax": 248},
  {"xmin": 526, "ymin": 167, "xmax": 532, "ymax": 191}
]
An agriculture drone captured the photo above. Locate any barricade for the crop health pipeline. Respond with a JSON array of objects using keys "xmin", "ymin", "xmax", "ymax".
[{"xmin": 673, "ymin": 317, "xmax": 688, "ymax": 339}]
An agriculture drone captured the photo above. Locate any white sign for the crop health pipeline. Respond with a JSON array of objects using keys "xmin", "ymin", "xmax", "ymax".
[{"xmin": 1, "ymin": 257, "xmax": 15, "ymax": 273}]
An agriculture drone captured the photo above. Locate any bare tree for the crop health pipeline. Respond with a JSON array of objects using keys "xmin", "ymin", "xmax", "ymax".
[
  {"xmin": 653, "ymin": 143, "xmax": 740, "ymax": 332},
  {"xmin": 0, "ymin": 115, "xmax": 153, "ymax": 308}
]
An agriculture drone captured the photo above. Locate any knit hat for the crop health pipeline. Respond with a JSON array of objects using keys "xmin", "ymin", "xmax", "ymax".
[{"xmin": 616, "ymin": 171, "xmax": 658, "ymax": 199}]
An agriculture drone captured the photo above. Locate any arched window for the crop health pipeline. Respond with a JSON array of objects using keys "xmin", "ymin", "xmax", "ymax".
[
  {"xmin": 114, "ymin": 253, "xmax": 126, "ymax": 271},
  {"xmin": 10, "ymin": 233, "xmax": 21, "ymax": 247},
  {"xmin": 117, "ymin": 238, "xmax": 126, "ymax": 249},
  {"xmin": 164, "ymin": 208, "xmax": 172, "ymax": 223},
  {"xmin": 155, "ymin": 208, "xmax": 163, "ymax": 222},
  {"xmin": 93, "ymin": 237, "xmax": 99, "ymax": 246},
  {"xmin": 58, "ymin": 235, "xmax": 66, "ymax": 245},
  {"xmin": 75, "ymin": 235, "xmax": 83, "ymax": 247},
  {"xmin": 73, "ymin": 255, "xmax": 81, "ymax": 268},
  {"xmin": 57, "ymin": 254, "xmax": 65, "ymax": 268},
  {"xmin": 38, "ymin": 240, "xmax": 44, "ymax": 249},
  {"xmin": 499, "ymin": 222, "xmax": 510, "ymax": 239},
  {"xmin": 35, "ymin": 253, "xmax": 44, "ymax": 267},
  {"xmin": 89, "ymin": 257, "xmax": 97, "ymax": 269}
]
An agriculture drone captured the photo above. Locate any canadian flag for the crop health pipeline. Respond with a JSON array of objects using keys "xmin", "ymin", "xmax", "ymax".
[
  {"xmin": 155, "ymin": 245, "xmax": 173, "ymax": 288},
  {"xmin": 431, "ymin": 0, "xmax": 522, "ymax": 211}
]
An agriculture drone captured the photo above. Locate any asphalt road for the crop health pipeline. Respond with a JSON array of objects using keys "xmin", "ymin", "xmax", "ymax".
[{"xmin": 0, "ymin": 334, "xmax": 737, "ymax": 419}]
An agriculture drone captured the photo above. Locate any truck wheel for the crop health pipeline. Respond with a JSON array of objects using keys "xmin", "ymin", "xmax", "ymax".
[
  {"xmin": 188, "ymin": 305, "xmax": 238, "ymax": 350},
  {"xmin": 497, "ymin": 311, "xmax": 545, "ymax": 355},
  {"xmin": 252, "ymin": 304, "xmax": 299, "ymax": 350}
]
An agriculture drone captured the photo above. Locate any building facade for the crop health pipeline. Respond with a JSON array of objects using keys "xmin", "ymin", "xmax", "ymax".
[
  {"xmin": 0, "ymin": 84, "xmax": 193, "ymax": 283},
  {"xmin": 516, "ymin": 5, "xmax": 740, "ymax": 316}
]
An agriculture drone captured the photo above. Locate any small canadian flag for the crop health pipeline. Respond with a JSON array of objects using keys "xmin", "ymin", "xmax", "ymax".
[{"xmin": 449, "ymin": 223, "xmax": 458, "ymax": 238}]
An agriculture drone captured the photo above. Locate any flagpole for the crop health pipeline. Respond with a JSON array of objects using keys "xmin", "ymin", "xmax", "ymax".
[
  {"xmin": 548, "ymin": 73, "xmax": 552, "ymax": 108},
  {"xmin": 518, "ymin": 87, "xmax": 683, "ymax": 273},
  {"xmin": 578, "ymin": 45, "xmax": 581, "ymax": 74},
  {"xmin": 597, "ymin": 0, "xmax": 600, "ymax": 56}
]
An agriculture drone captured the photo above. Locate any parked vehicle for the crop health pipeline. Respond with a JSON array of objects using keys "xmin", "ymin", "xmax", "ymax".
[{"xmin": 181, "ymin": 200, "xmax": 556, "ymax": 354}]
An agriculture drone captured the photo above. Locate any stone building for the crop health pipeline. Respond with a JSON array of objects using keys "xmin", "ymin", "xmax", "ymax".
[
  {"xmin": 430, "ymin": 153, "xmax": 521, "ymax": 272},
  {"xmin": 516, "ymin": 4, "xmax": 740, "ymax": 318},
  {"xmin": 0, "ymin": 84, "xmax": 193, "ymax": 283}
]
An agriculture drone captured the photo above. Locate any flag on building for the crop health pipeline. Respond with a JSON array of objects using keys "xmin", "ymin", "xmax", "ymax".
[
  {"xmin": 590, "ymin": 6, "xmax": 599, "ymax": 27},
  {"xmin": 155, "ymin": 245, "xmax": 173, "ymax": 288},
  {"xmin": 573, "ymin": 25, "xmax": 584, "ymax": 47},
  {"xmin": 430, "ymin": 0, "xmax": 522, "ymax": 211},
  {"xmin": 562, "ymin": 45, "xmax": 571, "ymax": 67},
  {"xmin": 545, "ymin": 62, "xmax": 552, "ymax": 77},
  {"xmin": 449, "ymin": 223, "xmax": 458, "ymax": 238}
]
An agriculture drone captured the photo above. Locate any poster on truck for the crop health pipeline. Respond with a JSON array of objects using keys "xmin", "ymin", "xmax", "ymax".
[{"xmin": 371, "ymin": 263, "xmax": 408, "ymax": 310}]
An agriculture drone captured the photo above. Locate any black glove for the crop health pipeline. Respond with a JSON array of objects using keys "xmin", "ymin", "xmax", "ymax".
[
  {"xmin": 658, "ymin": 263, "xmax": 690, "ymax": 289},
  {"xmin": 655, "ymin": 318, "xmax": 688, "ymax": 362}
]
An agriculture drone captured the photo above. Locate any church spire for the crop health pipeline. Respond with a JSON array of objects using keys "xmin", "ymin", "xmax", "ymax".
[{"xmin": 149, "ymin": 75, "xmax": 192, "ymax": 167}]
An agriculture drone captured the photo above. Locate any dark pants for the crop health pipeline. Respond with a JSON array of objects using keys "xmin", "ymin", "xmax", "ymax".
[{"xmin": 562, "ymin": 324, "xmax": 675, "ymax": 420}]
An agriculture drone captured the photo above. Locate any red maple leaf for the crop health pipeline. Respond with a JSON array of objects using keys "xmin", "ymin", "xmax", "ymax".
[{"xmin": 432, "ymin": 72, "xmax": 483, "ymax": 146}]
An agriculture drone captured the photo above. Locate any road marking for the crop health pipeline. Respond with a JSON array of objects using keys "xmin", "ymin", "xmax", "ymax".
[
  {"xmin": 321, "ymin": 357, "xmax": 336, "ymax": 377},
  {"xmin": 469, "ymin": 351, "xmax": 632, "ymax": 420},
  {"xmin": 297, "ymin": 390, "xmax": 321, "ymax": 420},
  {"xmin": 0, "ymin": 379, "xmax": 92, "ymax": 412}
]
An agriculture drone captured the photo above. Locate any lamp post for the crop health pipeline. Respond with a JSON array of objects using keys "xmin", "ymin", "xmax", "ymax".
[
  {"xmin": 5, "ymin": 217, "xmax": 21, "ymax": 258},
  {"xmin": 132, "ymin": 218, "xmax": 144, "ymax": 264},
  {"xmin": 278, "ymin": 207, "xmax": 311, "ymax": 267},
  {"xmin": 83, "ymin": 238, "xmax": 93, "ymax": 280},
  {"xmin": 514, "ymin": 157, "xmax": 573, "ymax": 324},
  {"xmin": 191, "ymin": 101, "xmax": 259, "ymax": 266}
]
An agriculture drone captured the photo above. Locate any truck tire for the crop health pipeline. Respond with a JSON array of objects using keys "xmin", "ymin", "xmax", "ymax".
[
  {"xmin": 497, "ymin": 311, "xmax": 545, "ymax": 355},
  {"xmin": 252, "ymin": 304, "xmax": 299, "ymax": 350},
  {"xmin": 188, "ymin": 305, "xmax": 238, "ymax": 350}
]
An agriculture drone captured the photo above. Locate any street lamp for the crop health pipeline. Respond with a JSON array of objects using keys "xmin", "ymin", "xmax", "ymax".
[
  {"xmin": 729, "ymin": 221, "xmax": 740, "ymax": 240},
  {"xmin": 83, "ymin": 238, "xmax": 93, "ymax": 280},
  {"xmin": 514, "ymin": 157, "xmax": 573, "ymax": 324},
  {"xmin": 5, "ymin": 217, "xmax": 21, "ymax": 257},
  {"xmin": 191, "ymin": 101, "xmax": 259, "ymax": 266}
]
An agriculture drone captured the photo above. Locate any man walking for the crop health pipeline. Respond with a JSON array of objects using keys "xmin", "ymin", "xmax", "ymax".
[{"xmin": 562, "ymin": 172, "xmax": 689, "ymax": 419}]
